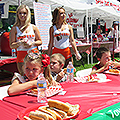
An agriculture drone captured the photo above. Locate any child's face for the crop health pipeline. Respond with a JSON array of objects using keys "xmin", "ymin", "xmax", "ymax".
[
  {"xmin": 99, "ymin": 51, "xmax": 111, "ymax": 66},
  {"xmin": 24, "ymin": 61, "xmax": 41, "ymax": 81},
  {"xmin": 50, "ymin": 57, "xmax": 62, "ymax": 73},
  {"xmin": 96, "ymin": 30, "xmax": 101, "ymax": 35}
]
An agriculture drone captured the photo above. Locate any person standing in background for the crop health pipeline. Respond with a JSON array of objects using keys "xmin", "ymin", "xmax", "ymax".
[
  {"xmin": 47, "ymin": 7, "xmax": 81, "ymax": 67},
  {"xmin": 9, "ymin": 5, "xmax": 42, "ymax": 75},
  {"xmin": 109, "ymin": 21, "xmax": 119, "ymax": 48},
  {"xmin": 103, "ymin": 29, "xmax": 109, "ymax": 41},
  {"xmin": 95, "ymin": 28, "xmax": 104, "ymax": 42}
]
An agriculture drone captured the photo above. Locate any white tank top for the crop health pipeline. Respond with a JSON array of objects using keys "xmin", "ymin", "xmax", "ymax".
[
  {"xmin": 16, "ymin": 24, "xmax": 35, "ymax": 51},
  {"xmin": 53, "ymin": 24, "xmax": 70, "ymax": 49}
]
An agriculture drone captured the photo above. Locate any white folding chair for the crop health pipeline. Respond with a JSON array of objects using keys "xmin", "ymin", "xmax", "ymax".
[
  {"xmin": 76, "ymin": 68, "xmax": 92, "ymax": 77},
  {"xmin": 0, "ymin": 85, "xmax": 10, "ymax": 100}
]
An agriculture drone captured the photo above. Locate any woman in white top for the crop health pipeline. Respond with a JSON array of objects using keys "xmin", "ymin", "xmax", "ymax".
[
  {"xmin": 9, "ymin": 5, "xmax": 42, "ymax": 75},
  {"xmin": 47, "ymin": 7, "xmax": 81, "ymax": 67}
]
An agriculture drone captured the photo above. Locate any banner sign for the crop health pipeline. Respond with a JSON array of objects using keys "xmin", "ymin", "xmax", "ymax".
[
  {"xmin": 66, "ymin": 13, "xmax": 84, "ymax": 28},
  {"xmin": 95, "ymin": 0, "xmax": 120, "ymax": 12},
  {"xmin": 33, "ymin": 2, "xmax": 52, "ymax": 50},
  {"xmin": 84, "ymin": 102, "xmax": 120, "ymax": 120}
]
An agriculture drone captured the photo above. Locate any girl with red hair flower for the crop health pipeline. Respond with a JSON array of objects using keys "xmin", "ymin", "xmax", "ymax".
[{"xmin": 8, "ymin": 51, "xmax": 58, "ymax": 96}]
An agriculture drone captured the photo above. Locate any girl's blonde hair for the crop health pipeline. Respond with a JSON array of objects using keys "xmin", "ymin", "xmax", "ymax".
[
  {"xmin": 52, "ymin": 7, "xmax": 67, "ymax": 25},
  {"xmin": 24, "ymin": 53, "xmax": 53, "ymax": 84},
  {"xmin": 14, "ymin": 5, "xmax": 31, "ymax": 30}
]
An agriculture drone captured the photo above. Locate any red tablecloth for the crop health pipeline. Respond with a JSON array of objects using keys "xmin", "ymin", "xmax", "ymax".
[
  {"xmin": 2, "ymin": 74, "xmax": 120, "ymax": 120},
  {"xmin": 0, "ymin": 57, "xmax": 18, "ymax": 73},
  {"xmin": 92, "ymin": 42, "xmax": 113, "ymax": 52},
  {"xmin": 70, "ymin": 43, "xmax": 91, "ymax": 54},
  {"xmin": 0, "ymin": 100, "xmax": 24, "ymax": 120},
  {"xmin": 0, "ymin": 57, "xmax": 16, "ymax": 67},
  {"xmin": 43, "ymin": 43, "xmax": 91, "ymax": 54}
]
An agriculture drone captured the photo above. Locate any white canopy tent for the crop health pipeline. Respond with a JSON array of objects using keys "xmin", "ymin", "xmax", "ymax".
[
  {"xmin": 1, "ymin": 0, "xmax": 120, "ymax": 64},
  {"xmin": 1, "ymin": 0, "xmax": 119, "ymax": 26}
]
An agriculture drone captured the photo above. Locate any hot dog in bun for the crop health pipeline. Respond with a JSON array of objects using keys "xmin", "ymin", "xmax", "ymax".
[
  {"xmin": 48, "ymin": 100, "xmax": 70, "ymax": 112},
  {"xmin": 25, "ymin": 100, "xmax": 80, "ymax": 120},
  {"xmin": 29, "ymin": 110, "xmax": 54, "ymax": 120}
]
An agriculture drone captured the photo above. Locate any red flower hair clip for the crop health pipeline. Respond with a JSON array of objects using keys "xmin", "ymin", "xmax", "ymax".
[
  {"xmin": 41, "ymin": 54, "xmax": 50, "ymax": 67},
  {"xmin": 27, "ymin": 47, "xmax": 50, "ymax": 67}
]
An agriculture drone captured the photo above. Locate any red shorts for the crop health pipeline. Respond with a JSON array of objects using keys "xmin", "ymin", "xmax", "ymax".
[
  {"xmin": 52, "ymin": 47, "xmax": 72, "ymax": 60},
  {"xmin": 17, "ymin": 51, "xmax": 27, "ymax": 63},
  {"xmin": 17, "ymin": 47, "xmax": 39, "ymax": 63}
]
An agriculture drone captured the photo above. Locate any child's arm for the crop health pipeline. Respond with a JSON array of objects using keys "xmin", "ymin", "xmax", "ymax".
[
  {"xmin": 8, "ymin": 78, "xmax": 37, "ymax": 96},
  {"xmin": 50, "ymin": 80, "xmax": 60, "ymax": 86},
  {"xmin": 90, "ymin": 62, "xmax": 111, "ymax": 75},
  {"xmin": 90, "ymin": 66, "xmax": 106, "ymax": 75}
]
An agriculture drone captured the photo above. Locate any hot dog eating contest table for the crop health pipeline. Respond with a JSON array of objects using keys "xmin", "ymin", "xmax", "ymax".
[{"xmin": 0, "ymin": 73, "xmax": 120, "ymax": 120}]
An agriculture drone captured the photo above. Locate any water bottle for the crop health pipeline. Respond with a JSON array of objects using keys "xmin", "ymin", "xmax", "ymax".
[
  {"xmin": 67, "ymin": 62, "xmax": 74, "ymax": 82},
  {"xmin": 37, "ymin": 73, "xmax": 47, "ymax": 103},
  {"xmin": 12, "ymin": 49, "xmax": 16, "ymax": 57}
]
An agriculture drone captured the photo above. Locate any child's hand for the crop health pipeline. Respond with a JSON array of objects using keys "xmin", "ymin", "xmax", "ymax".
[
  {"xmin": 104, "ymin": 61, "xmax": 112, "ymax": 70},
  {"xmin": 51, "ymin": 80, "xmax": 60, "ymax": 86},
  {"xmin": 56, "ymin": 71, "xmax": 65, "ymax": 82},
  {"xmin": 111, "ymin": 62, "xmax": 120, "ymax": 68},
  {"xmin": 75, "ymin": 52, "xmax": 82, "ymax": 61}
]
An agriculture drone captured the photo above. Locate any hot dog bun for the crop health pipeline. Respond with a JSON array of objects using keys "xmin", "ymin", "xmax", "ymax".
[
  {"xmin": 48, "ymin": 100, "xmax": 80, "ymax": 116},
  {"xmin": 66, "ymin": 103, "xmax": 80, "ymax": 116},
  {"xmin": 49, "ymin": 107, "xmax": 67, "ymax": 119},
  {"xmin": 38, "ymin": 105, "xmax": 67, "ymax": 120},
  {"xmin": 38, "ymin": 106, "xmax": 57, "ymax": 120},
  {"xmin": 29, "ymin": 110, "xmax": 54, "ymax": 120},
  {"xmin": 26, "ymin": 100, "xmax": 80, "ymax": 120},
  {"xmin": 29, "ymin": 111, "xmax": 48, "ymax": 120},
  {"xmin": 48, "ymin": 100, "xmax": 70, "ymax": 112},
  {"xmin": 46, "ymin": 108, "xmax": 62, "ymax": 120}
]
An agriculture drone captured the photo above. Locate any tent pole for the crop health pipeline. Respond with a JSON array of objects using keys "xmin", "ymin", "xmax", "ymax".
[
  {"xmin": 91, "ymin": 8, "xmax": 93, "ymax": 64},
  {"xmin": 18, "ymin": 0, "xmax": 21, "ymax": 6},
  {"xmin": 86, "ymin": 9, "xmax": 89, "ymax": 64},
  {"xmin": 113, "ymin": 24, "xmax": 115, "ymax": 60},
  {"xmin": 86, "ymin": 9, "xmax": 89, "ymax": 44}
]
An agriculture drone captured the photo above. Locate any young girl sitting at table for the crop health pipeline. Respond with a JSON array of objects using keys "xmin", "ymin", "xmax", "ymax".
[
  {"xmin": 8, "ymin": 50, "xmax": 58, "ymax": 96},
  {"xmin": 91, "ymin": 47, "xmax": 120, "ymax": 75}
]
